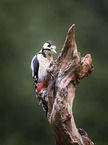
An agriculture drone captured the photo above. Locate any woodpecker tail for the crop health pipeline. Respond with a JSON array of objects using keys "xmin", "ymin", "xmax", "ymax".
[{"xmin": 33, "ymin": 76, "xmax": 48, "ymax": 116}]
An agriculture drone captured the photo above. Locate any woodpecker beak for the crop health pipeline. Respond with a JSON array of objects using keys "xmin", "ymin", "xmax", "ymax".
[{"xmin": 51, "ymin": 48, "xmax": 57, "ymax": 54}]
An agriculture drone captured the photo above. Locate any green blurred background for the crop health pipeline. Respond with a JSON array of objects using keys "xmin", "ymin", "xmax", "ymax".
[{"xmin": 0, "ymin": 0, "xmax": 108, "ymax": 145}]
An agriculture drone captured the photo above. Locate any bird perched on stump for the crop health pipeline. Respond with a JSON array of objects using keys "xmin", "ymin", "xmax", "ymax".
[{"xmin": 31, "ymin": 40, "xmax": 57, "ymax": 96}]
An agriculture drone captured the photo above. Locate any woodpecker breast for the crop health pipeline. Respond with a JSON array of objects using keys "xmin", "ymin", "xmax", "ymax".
[{"xmin": 37, "ymin": 53, "xmax": 53, "ymax": 83}]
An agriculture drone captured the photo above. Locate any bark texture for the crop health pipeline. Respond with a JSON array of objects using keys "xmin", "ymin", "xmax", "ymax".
[{"xmin": 38, "ymin": 24, "xmax": 94, "ymax": 145}]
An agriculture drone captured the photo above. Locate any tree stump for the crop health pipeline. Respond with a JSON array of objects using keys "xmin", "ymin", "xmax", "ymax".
[{"xmin": 38, "ymin": 24, "xmax": 94, "ymax": 145}]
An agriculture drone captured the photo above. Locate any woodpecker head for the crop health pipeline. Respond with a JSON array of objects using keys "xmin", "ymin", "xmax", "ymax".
[{"xmin": 42, "ymin": 40, "xmax": 57, "ymax": 55}]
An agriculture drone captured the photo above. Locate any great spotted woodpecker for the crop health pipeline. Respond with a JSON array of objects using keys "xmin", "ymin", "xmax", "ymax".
[{"xmin": 31, "ymin": 40, "xmax": 57, "ymax": 96}]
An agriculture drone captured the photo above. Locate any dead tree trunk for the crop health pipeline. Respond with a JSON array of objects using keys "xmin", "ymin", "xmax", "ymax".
[{"xmin": 38, "ymin": 24, "xmax": 94, "ymax": 145}]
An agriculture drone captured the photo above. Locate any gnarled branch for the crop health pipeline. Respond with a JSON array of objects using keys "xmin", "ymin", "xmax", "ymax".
[{"xmin": 38, "ymin": 24, "xmax": 94, "ymax": 145}]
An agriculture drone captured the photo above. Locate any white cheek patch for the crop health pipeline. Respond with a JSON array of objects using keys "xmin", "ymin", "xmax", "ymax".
[{"xmin": 43, "ymin": 43, "xmax": 49, "ymax": 49}]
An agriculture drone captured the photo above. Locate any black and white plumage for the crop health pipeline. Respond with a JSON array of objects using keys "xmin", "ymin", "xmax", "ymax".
[{"xmin": 31, "ymin": 40, "xmax": 57, "ymax": 95}]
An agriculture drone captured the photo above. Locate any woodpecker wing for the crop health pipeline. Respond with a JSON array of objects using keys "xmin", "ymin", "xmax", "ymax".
[{"xmin": 31, "ymin": 54, "xmax": 39, "ymax": 83}]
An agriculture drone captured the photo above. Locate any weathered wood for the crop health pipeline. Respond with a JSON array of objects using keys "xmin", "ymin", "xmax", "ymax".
[{"xmin": 38, "ymin": 24, "xmax": 94, "ymax": 145}]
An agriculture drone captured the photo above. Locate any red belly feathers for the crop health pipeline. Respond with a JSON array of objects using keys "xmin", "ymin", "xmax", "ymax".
[
  {"xmin": 37, "ymin": 76, "xmax": 51, "ymax": 95},
  {"xmin": 37, "ymin": 83, "xmax": 46, "ymax": 95}
]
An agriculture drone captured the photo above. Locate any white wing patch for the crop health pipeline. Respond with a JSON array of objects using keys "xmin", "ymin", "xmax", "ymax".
[{"xmin": 31, "ymin": 55, "xmax": 36, "ymax": 77}]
